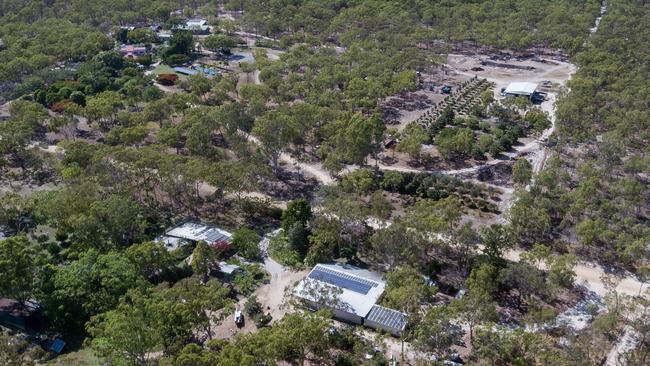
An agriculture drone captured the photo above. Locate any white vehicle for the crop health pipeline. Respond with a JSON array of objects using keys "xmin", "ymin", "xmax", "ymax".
[{"xmin": 234, "ymin": 309, "xmax": 244, "ymax": 325}]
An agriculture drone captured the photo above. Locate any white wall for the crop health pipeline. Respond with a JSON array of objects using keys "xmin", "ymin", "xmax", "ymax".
[{"xmin": 303, "ymin": 300, "xmax": 363, "ymax": 325}]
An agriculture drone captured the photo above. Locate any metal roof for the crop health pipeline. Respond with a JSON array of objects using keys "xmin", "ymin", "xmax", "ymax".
[
  {"xmin": 164, "ymin": 222, "xmax": 232, "ymax": 245},
  {"xmin": 308, "ymin": 266, "xmax": 379, "ymax": 295},
  {"xmin": 294, "ymin": 263, "xmax": 385, "ymax": 317},
  {"xmin": 365, "ymin": 305, "xmax": 408, "ymax": 332},
  {"xmin": 186, "ymin": 18, "xmax": 207, "ymax": 26},
  {"xmin": 174, "ymin": 67, "xmax": 199, "ymax": 76},
  {"xmin": 504, "ymin": 82, "xmax": 538, "ymax": 96}
]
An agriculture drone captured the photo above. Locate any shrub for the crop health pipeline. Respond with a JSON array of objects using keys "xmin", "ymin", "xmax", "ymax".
[
  {"xmin": 232, "ymin": 264, "xmax": 269, "ymax": 295},
  {"xmin": 164, "ymin": 53, "xmax": 190, "ymax": 66},
  {"xmin": 268, "ymin": 234, "xmax": 303, "ymax": 268},
  {"xmin": 69, "ymin": 91, "xmax": 86, "ymax": 106},
  {"xmin": 254, "ymin": 313, "xmax": 272, "ymax": 327},
  {"xmin": 135, "ymin": 54, "xmax": 153, "ymax": 67},
  {"xmin": 45, "ymin": 91, "xmax": 62, "ymax": 106},
  {"xmin": 57, "ymin": 86, "xmax": 73, "ymax": 99},
  {"xmin": 50, "ymin": 100, "xmax": 72, "ymax": 113},
  {"xmin": 157, "ymin": 73, "xmax": 179, "ymax": 86},
  {"xmin": 244, "ymin": 296, "xmax": 263, "ymax": 317},
  {"xmin": 380, "ymin": 171, "xmax": 405, "ymax": 192},
  {"xmin": 119, "ymin": 125, "xmax": 148, "ymax": 145}
]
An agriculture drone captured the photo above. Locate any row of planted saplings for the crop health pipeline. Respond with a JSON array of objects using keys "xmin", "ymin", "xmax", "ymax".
[
  {"xmin": 420, "ymin": 186, "xmax": 500, "ymax": 213},
  {"xmin": 416, "ymin": 78, "xmax": 492, "ymax": 128},
  {"xmin": 441, "ymin": 79, "xmax": 492, "ymax": 115},
  {"xmin": 454, "ymin": 81, "xmax": 493, "ymax": 115}
]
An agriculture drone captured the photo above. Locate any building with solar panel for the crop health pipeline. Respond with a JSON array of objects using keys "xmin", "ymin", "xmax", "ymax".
[
  {"xmin": 156, "ymin": 222, "xmax": 232, "ymax": 251},
  {"xmin": 293, "ymin": 263, "xmax": 407, "ymax": 336}
]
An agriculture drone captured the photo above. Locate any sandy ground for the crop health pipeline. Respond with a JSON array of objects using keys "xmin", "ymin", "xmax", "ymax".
[
  {"xmin": 384, "ymin": 87, "xmax": 462, "ymax": 132},
  {"xmin": 504, "ymin": 249, "xmax": 647, "ymax": 299},
  {"xmin": 0, "ymin": 101, "xmax": 10, "ymax": 119},
  {"xmin": 355, "ymin": 53, "xmax": 577, "ymax": 186},
  {"xmin": 606, "ymin": 325, "xmax": 639, "ymax": 366},
  {"xmin": 237, "ymin": 69, "xmax": 261, "ymax": 90},
  {"xmin": 447, "ymin": 54, "xmax": 576, "ymax": 91},
  {"xmin": 152, "ymin": 81, "xmax": 182, "ymax": 94},
  {"xmin": 444, "ymin": 56, "xmax": 575, "ymax": 173},
  {"xmin": 210, "ymin": 232, "xmax": 308, "ymax": 339}
]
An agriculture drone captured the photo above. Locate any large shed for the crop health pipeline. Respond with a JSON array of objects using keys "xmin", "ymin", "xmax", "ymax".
[
  {"xmin": 504, "ymin": 82, "xmax": 538, "ymax": 99},
  {"xmin": 293, "ymin": 263, "xmax": 407, "ymax": 336}
]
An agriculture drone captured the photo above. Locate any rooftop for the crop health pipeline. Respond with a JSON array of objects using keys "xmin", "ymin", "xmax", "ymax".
[
  {"xmin": 120, "ymin": 45, "xmax": 146, "ymax": 51},
  {"xmin": 157, "ymin": 222, "xmax": 232, "ymax": 250},
  {"xmin": 504, "ymin": 82, "xmax": 538, "ymax": 96},
  {"xmin": 293, "ymin": 263, "xmax": 385, "ymax": 318},
  {"xmin": 174, "ymin": 67, "xmax": 199, "ymax": 76},
  {"xmin": 219, "ymin": 261, "xmax": 241, "ymax": 275},
  {"xmin": 156, "ymin": 235, "xmax": 187, "ymax": 251},
  {"xmin": 186, "ymin": 18, "xmax": 207, "ymax": 26},
  {"xmin": 365, "ymin": 305, "xmax": 408, "ymax": 333}
]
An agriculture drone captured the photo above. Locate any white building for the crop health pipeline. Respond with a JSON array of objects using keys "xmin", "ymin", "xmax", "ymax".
[
  {"xmin": 186, "ymin": 18, "xmax": 207, "ymax": 27},
  {"xmin": 179, "ymin": 18, "xmax": 209, "ymax": 33},
  {"xmin": 156, "ymin": 222, "xmax": 232, "ymax": 251},
  {"xmin": 503, "ymin": 82, "xmax": 538, "ymax": 99},
  {"xmin": 157, "ymin": 31, "xmax": 172, "ymax": 41},
  {"xmin": 293, "ymin": 263, "xmax": 408, "ymax": 336}
]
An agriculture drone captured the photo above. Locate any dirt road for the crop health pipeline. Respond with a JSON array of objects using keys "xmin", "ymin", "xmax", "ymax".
[
  {"xmin": 247, "ymin": 232, "xmax": 307, "ymax": 321},
  {"xmin": 243, "ymin": 133, "xmax": 335, "ymax": 185}
]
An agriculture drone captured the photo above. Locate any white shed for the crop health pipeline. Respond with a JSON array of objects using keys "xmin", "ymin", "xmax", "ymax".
[{"xmin": 504, "ymin": 82, "xmax": 538, "ymax": 98}]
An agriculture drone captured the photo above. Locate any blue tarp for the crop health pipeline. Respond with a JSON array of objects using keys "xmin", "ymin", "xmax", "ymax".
[
  {"xmin": 50, "ymin": 338, "xmax": 66, "ymax": 353},
  {"xmin": 194, "ymin": 66, "xmax": 220, "ymax": 76}
]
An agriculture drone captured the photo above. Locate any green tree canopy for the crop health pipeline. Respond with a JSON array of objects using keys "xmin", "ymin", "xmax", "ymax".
[
  {"xmin": 39, "ymin": 249, "xmax": 140, "ymax": 333},
  {"xmin": 0, "ymin": 236, "xmax": 39, "ymax": 304},
  {"xmin": 512, "ymin": 158, "xmax": 533, "ymax": 186},
  {"xmin": 232, "ymin": 228, "xmax": 261, "ymax": 261}
]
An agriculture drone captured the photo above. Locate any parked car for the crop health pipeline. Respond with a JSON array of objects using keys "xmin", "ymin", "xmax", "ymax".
[{"xmin": 234, "ymin": 309, "xmax": 244, "ymax": 326}]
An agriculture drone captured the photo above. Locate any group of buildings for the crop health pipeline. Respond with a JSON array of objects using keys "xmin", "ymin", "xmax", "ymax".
[
  {"xmin": 158, "ymin": 221, "xmax": 408, "ymax": 336},
  {"xmin": 287, "ymin": 81, "xmax": 548, "ymax": 337},
  {"xmin": 174, "ymin": 18, "xmax": 210, "ymax": 33},
  {"xmin": 118, "ymin": 18, "xmax": 210, "ymax": 59},
  {"xmin": 156, "ymin": 222, "xmax": 242, "ymax": 276}
]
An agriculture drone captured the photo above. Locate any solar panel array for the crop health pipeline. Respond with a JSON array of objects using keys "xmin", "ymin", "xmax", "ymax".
[
  {"xmin": 308, "ymin": 266, "xmax": 378, "ymax": 295},
  {"xmin": 365, "ymin": 305, "xmax": 407, "ymax": 332},
  {"xmin": 203, "ymin": 228, "xmax": 231, "ymax": 245}
]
